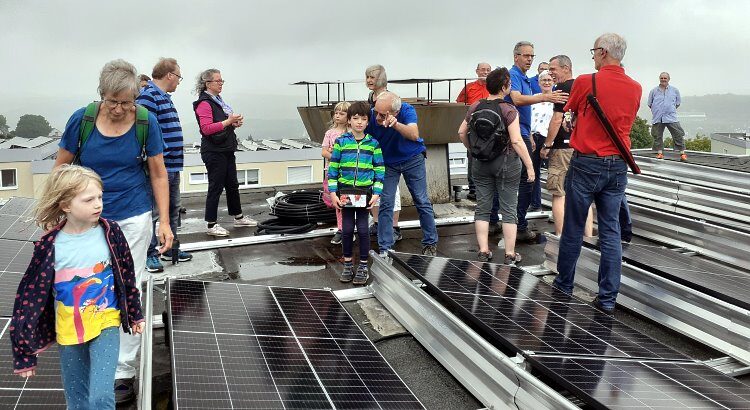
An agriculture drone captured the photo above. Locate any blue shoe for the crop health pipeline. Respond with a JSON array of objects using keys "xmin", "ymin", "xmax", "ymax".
[
  {"xmin": 146, "ymin": 256, "xmax": 164, "ymax": 273},
  {"xmin": 161, "ymin": 250, "xmax": 193, "ymax": 262}
]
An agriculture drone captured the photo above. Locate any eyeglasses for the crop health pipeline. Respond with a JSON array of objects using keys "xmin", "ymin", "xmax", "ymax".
[
  {"xmin": 170, "ymin": 72, "xmax": 183, "ymax": 82},
  {"xmin": 103, "ymin": 99, "xmax": 135, "ymax": 109},
  {"xmin": 207, "ymin": 80, "xmax": 225, "ymax": 84},
  {"xmin": 515, "ymin": 53, "xmax": 535, "ymax": 59},
  {"xmin": 590, "ymin": 47, "xmax": 604, "ymax": 56}
]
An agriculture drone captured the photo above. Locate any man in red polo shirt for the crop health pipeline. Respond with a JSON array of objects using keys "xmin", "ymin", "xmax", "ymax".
[
  {"xmin": 552, "ymin": 33, "xmax": 641, "ymax": 315},
  {"xmin": 457, "ymin": 62, "xmax": 491, "ymax": 200}
]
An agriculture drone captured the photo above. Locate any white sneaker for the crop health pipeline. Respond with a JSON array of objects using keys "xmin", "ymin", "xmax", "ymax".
[
  {"xmin": 234, "ymin": 216, "xmax": 258, "ymax": 227},
  {"xmin": 207, "ymin": 224, "xmax": 230, "ymax": 237}
]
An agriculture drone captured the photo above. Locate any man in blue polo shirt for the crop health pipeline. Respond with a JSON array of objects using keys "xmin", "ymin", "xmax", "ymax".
[
  {"xmin": 366, "ymin": 91, "xmax": 438, "ymax": 256},
  {"xmin": 137, "ymin": 57, "xmax": 191, "ymax": 274},
  {"xmin": 506, "ymin": 41, "xmax": 568, "ymax": 241}
]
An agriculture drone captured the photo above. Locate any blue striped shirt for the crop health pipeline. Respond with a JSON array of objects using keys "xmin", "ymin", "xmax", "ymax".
[{"xmin": 136, "ymin": 81, "xmax": 184, "ymax": 172}]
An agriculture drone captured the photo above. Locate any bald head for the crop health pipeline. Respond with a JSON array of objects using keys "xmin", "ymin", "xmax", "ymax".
[
  {"xmin": 476, "ymin": 62, "xmax": 491, "ymax": 81},
  {"xmin": 374, "ymin": 91, "xmax": 401, "ymax": 113}
]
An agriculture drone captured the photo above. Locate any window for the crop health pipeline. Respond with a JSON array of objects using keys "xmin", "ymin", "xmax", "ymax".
[
  {"xmin": 287, "ymin": 165, "xmax": 313, "ymax": 184},
  {"xmin": 237, "ymin": 169, "xmax": 260, "ymax": 186},
  {"xmin": 189, "ymin": 172, "xmax": 208, "ymax": 185},
  {"xmin": 449, "ymin": 158, "xmax": 466, "ymax": 166},
  {"xmin": 1, "ymin": 169, "xmax": 17, "ymax": 189}
]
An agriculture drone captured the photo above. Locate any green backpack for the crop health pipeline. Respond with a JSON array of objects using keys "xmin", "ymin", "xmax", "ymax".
[{"xmin": 72, "ymin": 101, "xmax": 150, "ymax": 170}]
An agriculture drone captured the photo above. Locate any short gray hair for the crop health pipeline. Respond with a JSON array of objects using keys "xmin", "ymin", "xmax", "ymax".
[
  {"xmin": 538, "ymin": 70, "xmax": 552, "ymax": 81},
  {"xmin": 596, "ymin": 33, "xmax": 627, "ymax": 61},
  {"xmin": 660, "ymin": 72, "xmax": 670, "ymax": 79},
  {"xmin": 365, "ymin": 64, "xmax": 387, "ymax": 89},
  {"xmin": 377, "ymin": 91, "xmax": 401, "ymax": 112},
  {"xmin": 98, "ymin": 59, "xmax": 139, "ymax": 98},
  {"xmin": 513, "ymin": 41, "xmax": 534, "ymax": 55},
  {"xmin": 194, "ymin": 68, "xmax": 220, "ymax": 94},
  {"xmin": 550, "ymin": 54, "xmax": 572, "ymax": 69}
]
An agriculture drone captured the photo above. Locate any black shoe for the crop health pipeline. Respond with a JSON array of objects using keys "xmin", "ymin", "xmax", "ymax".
[
  {"xmin": 339, "ymin": 262, "xmax": 354, "ymax": 282},
  {"xmin": 516, "ymin": 229, "xmax": 538, "ymax": 242},
  {"xmin": 528, "ymin": 206, "xmax": 541, "ymax": 212},
  {"xmin": 421, "ymin": 244, "xmax": 437, "ymax": 256},
  {"xmin": 160, "ymin": 250, "xmax": 193, "ymax": 262},
  {"xmin": 353, "ymin": 263, "xmax": 369, "ymax": 285},
  {"xmin": 393, "ymin": 227, "xmax": 403, "ymax": 242},
  {"xmin": 369, "ymin": 223, "xmax": 378, "ymax": 237},
  {"xmin": 592, "ymin": 297, "xmax": 615, "ymax": 315},
  {"xmin": 115, "ymin": 378, "xmax": 135, "ymax": 404},
  {"xmin": 503, "ymin": 252, "xmax": 522, "ymax": 266},
  {"xmin": 331, "ymin": 231, "xmax": 343, "ymax": 245},
  {"xmin": 477, "ymin": 251, "xmax": 493, "ymax": 262},
  {"xmin": 466, "ymin": 192, "xmax": 477, "ymax": 201}
]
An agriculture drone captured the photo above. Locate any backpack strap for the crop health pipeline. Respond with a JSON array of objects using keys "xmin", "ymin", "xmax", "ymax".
[
  {"xmin": 74, "ymin": 102, "xmax": 101, "ymax": 164},
  {"xmin": 134, "ymin": 104, "xmax": 149, "ymax": 160}
]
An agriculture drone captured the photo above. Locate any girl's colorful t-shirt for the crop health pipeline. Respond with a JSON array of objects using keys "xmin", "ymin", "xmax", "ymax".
[{"xmin": 53, "ymin": 225, "xmax": 120, "ymax": 345}]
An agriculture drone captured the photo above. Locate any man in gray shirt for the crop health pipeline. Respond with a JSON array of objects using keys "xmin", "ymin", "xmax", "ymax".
[{"xmin": 648, "ymin": 72, "xmax": 686, "ymax": 161}]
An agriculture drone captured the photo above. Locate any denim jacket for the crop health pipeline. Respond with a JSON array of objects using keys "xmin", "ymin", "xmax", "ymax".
[{"xmin": 10, "ymin": 218, "xmax": 144, "ymax": 373}]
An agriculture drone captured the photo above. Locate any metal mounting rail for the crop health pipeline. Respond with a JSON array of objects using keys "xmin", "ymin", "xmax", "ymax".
[
  {"xmin": 369, "ymin": 252, "xmax": 576, "ymax": 410},
  {"xmin": 634, "ymin": 156, "xmax": 750, "ymax": 195},
  {"xmin": 544, "ymin": 235, "xmax": 750, "ymax": 366}
]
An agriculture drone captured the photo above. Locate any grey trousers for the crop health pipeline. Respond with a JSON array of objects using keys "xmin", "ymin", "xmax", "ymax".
[{"xmin": 651, "ymin": 122, "xmax": 686, "ymax": 151}]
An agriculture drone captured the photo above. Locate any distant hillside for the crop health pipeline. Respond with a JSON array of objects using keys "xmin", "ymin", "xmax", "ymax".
[{"xmin": 638, "ymin": 93, "xmax": 750, "ymax": 136}]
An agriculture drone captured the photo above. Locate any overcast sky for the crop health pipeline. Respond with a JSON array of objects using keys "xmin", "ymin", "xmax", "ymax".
[{"xmin": 1, "ymin": 0, "xmax": 748, "ymax": 139}]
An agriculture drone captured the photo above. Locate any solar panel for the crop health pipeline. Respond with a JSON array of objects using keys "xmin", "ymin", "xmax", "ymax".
[
  {"xmin": 528, "ymin": 356, "xmax": 750, "ymax": 410},
  {"xmin": 0, "ymin": 198, "xmax": 40, "ymax": 243},
  {"xmin": 168, "ymin": 279, "xmax": 425, "ymax": 409},
  {"xmin": 390, "ymin": 252, "xmax": 689, "ymax": 361},
  {"xmin": 0, "ymin": 318, "xmax": 66, "ymax": 409},
  {"xmin": 0, "ymin": 239, "xmax": 34, "ymax": 317}
]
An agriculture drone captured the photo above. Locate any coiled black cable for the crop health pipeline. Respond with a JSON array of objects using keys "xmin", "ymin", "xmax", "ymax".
[{"xmin": 256, "ymin": 190, "xmax": 336, "ymax": 235}]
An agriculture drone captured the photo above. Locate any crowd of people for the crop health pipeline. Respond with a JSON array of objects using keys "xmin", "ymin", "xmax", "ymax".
[{"xmin": 8, "ymin": 31, "xmax": 678, "ymax": 408}]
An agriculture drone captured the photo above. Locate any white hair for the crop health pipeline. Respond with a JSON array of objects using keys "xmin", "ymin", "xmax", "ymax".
[
  {"xmin": 538, "ymin": 70, "xmax": 552, "ymax": 81},
  {"xmin": 98, "ymin": 59, "xmax": 139, "ymax": 98},
  {"xmin": 377, "ymin": 91, "xmax": 401, "ymax": 111},
  {"xmin": 596, "ymin": 33, "xmax": 627, "ymax": 61}
]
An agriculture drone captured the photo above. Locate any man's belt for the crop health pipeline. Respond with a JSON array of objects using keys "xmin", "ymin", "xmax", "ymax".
[{"xmin": 573, "ymin": 151, "xmax": 623, "ymax": 161}]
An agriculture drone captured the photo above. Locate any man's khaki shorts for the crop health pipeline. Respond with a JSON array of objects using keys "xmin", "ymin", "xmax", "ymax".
[{"xmin": 546, "ymin": 148, "xmax": 573, "ymax": 197}]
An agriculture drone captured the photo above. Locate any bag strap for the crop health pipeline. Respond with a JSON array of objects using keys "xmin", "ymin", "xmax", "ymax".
[
  {"xmin": 592, "ymin": 73, "xmax": 597, "ymax": 97},
  {"xmin": 135, "ymin": 104, "xmax": 149, "ymax": 159},
  {"xmin": 73, "ymin": 102, "xmax": 101, "ymax": 164}
]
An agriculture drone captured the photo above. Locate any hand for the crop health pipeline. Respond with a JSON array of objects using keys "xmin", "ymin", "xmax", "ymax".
[
  {"xmin": 18, "ymin": 369, "xmax": 35, "ymax": 378},
  {"xmin": 530, "ymin": 138, "xmax": 536, "ymax": 152},
  {"xmin": 368, "ymin": 194, "xmax": 380, "ymax": 209},
  {"xmin": 157, "ymin": 223, "xmax": 174, "ymax": 255},
  {"xmin": 132, "ymin": 321, "xmax": 146, "ymax": 335},
  {"xmin": 546, "ymin": 90, "xmax": 569, "ymax": 104},
  {"xmin": 330, "ymin": 193, "xmax": 342, "ymax": 210},
  {"xmin": 382, "ymin": 113, "xmax": 397, "ymax": 128},
  {"xmin": 327, "ymin": 146, "xmax": 333, "ymax": 153},
  {"xmin": 540, "ymin": 147, "xmax": 550, "ymax": 160},
  {"xmin": 526, "ymin": 169, "xmax": 536, "ymax": 182}
]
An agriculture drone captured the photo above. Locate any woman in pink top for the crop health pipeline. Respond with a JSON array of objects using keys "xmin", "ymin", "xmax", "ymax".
[{"xmin": 192, "ymin": 69, "xmax": 257, "ymax": 237}]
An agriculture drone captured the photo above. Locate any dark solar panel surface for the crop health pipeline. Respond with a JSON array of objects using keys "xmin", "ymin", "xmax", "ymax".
[
  {"xmin": 168, "ymin": 279, "xmax": 424, "ymax": 409},
  {"xmin": 0, "ymin": 318, "xmax": 66, "ymax": 409},
  {"xmin": 0, "ymin": 197, "xmax": 40, "ymax": 242},
  {"xmin": 390, "ymin": 252, "xmax": 688, "ymax": 361},
  {"xmin": 0, "ymin": 239, "xmax": 33, "ymax": 317}
]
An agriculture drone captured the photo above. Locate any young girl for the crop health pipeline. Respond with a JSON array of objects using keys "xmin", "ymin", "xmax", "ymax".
[
  {"xmin": 11, "ymin": 164, "xmax": 145, "ymax": 409},
  {"xmin": 321, "ymin": 101, "xmax": 351, "ymax": 245}
]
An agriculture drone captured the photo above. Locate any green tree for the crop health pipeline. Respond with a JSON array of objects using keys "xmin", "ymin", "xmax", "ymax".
[
  {"xmin": 14, "ymin": 114, "xmax": 52, "ymax": 139},
  {"xmin": 0, "ymin": 114, "xmax": 8, "ymax": 136},
  {"xmin": 686, "ymin": 135, "xmax": 711, "ymax": 152},
  {"xmin": 629, "ymin": 116, "xmax": 653, "ymax": 149}
]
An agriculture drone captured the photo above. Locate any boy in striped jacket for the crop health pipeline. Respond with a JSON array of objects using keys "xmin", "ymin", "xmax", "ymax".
[{"xmin": 328, "ymin": 101, "xmax": 385, "ymax": 285}]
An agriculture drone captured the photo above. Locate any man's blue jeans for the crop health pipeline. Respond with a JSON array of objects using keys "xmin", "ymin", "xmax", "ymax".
[
  {"xmin": 59, "ymin": 327, "xmax": 120, "ymax": 410},
  {"xmin": 553, "ymin": 154, "xmax": 628, "ymax": 310},
  {"xmin": 148, "ymin": 171, "xmax": 181, "ymax": 257},
  {"xmin": 378, "ymin": 153, "xmax": 438, "ymax": 251},
  {"xmin": 516, "ymin": 137, "xmax": 534, "ymax": 231},
  {"xmin": 531, "ymin": 132, "xmax": 545, "ymax": 209}
]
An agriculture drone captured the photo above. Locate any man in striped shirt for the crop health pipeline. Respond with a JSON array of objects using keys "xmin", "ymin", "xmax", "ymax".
[{"xmin": 137, "ymin": 57, "xmax": 192, "ymax": 274}]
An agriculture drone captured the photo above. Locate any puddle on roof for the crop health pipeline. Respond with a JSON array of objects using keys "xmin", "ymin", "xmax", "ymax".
[{"xmin": 236, "ymin": 256, "xmax": 328, "ymax": 280}]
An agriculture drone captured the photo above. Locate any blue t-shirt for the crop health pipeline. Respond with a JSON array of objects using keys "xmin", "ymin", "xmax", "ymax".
[
  {"xmin": 505, "ymin": 65, "xmax": 533, "ymax": 138},
  {"xmin": 59, "ymin": 107, "xmax": 164, "ymax": 221},
  {"xmin": 365, "ymin": 102, "xmax": 425, "ymax": 166},
  {"xmin": 529, "ymin": 74, "xmax": 542, "ymax": 94}
]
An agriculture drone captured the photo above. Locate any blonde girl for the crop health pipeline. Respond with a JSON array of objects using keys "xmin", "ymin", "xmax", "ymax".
[{"xmin": 322, "ymin": 101, "xmax": 351, "ymax": 244}]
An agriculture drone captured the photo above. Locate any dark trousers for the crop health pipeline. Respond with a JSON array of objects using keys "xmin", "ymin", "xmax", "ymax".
[
  {"xmin": 620, "ymin": 196, "xmax": 632, "ymax": 242},
  {"xmin": 148, "ymin": 171, "xmax": 181, "ymax": 258},
  {"xmin": 342, "ymin": 207, "xmax": 370, "ymax": 261},
  {"xmin": 467, "ymin": 150, "xmax": 476, "ymax": 194},
  {"xmin": 516, "ymin": 138, "xmax": 535, "ymax": 231},
  {"xmin": 201, "ymin": 150, "xmax": 242, "ymax": 223},
  {"xmin": 531, "ymin": 133, "xmax": 545, "ymax": 209}
]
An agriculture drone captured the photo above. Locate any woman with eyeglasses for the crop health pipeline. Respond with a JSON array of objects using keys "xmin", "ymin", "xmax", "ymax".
[
  {"xmin": 528, "ymin": 70, "xmax": 555, "ymax": 212},
  {"xmin": 192, "ymin": 68, "xmax": 257, "ymax": 237},
  {"xmin": 54, "ymin": 59, "xmax": 172, "ymax": 398}
]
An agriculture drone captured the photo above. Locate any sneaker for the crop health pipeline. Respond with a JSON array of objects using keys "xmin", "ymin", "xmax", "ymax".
[
  {"xmin": 421, "ymin": 244, "xmax": 437, "ymax": 256},
  {"xmin": 340, "ymin": 262, "xmax": 354, "ymax": 282},
  {"xmin": 369, "ymin": 223, "xmax": 378, "ymax": 237},
  {"xmin": 680, "ymin": 153, "xmax": 688, "ymax": 162},
  {"xmin": 378, "ymin": 250, "xmax": 389, "ymax": 258},
  {"xmin": 207, "ymin": 224, "xmax": 230, "ymax": 237},
  {"xmin": 477, "ymin": 251, "xmax": 493, "ymax": 262},
  {"xmin": 353, "ymin": 263, "xmax": 369, "ymax": 285},
  {"xmin": 655, "ymin": 152, "xmax": 664, "ymax": 159},
  {"xmin": 393, "ymin": 227, "xmax": 403, "ymax": 242},
  {"xmin": 466, "ymin": 192, "xmax": 477, "ymax": 201},
  {"xmin": 146, "ymin": 256, "xmax": 164, "ymax": 273},
  {"xmin": 503, "ymin": 252, "xmax": 522, "ymax": 266},
  {"xmin": 528, "ymin": 206, "xmax": 541, "ymax": 212},
  {"xmin": 331, "ymin": 231, "xmax": 343, "ymax": 245},
  {"xmin": 114, "ymin": 378, "xmax": 135, "ymax": 404},
  {"xmin": 516, "ymin": 229, "xmax": 538, "ymax": 242},
  {"xmin": 234, "ymin": 215, "xmax": 258, "ymax": 227},
  {"xmin": 160, "ymin": 250, "xmax": 193, "ymax": 262},
  {"xmin": 592, "ymin": 296, "xmax": 615, "ymax": 315}
]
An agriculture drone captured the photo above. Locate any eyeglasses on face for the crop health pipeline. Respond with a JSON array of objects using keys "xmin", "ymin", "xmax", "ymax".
[
  {"xmin": 590, "ymin": 47, "xmax": 604, "ymax": 56},
  {"xmin": 103, "ymin": 99, "xmax": 135, "ymax": 109},
  {"xmin": 207, "ymin": 80, "xmax": 225, "ymax": 84},
  {"xmin": 170, "ymin": 72, "xmax": 183, "ymax": 82}
]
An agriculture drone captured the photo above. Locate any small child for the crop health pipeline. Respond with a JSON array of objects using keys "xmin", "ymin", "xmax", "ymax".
[
  {"xmin": 11, "ymin": 164, "xmax": 145, "ymax": 409},
  {"xmin": 321, "ymin": 101, "xmax": 351, "ymax": 245},
  {"xmin": 328, "ymin": 101, "xmax": 385, "ymax": 285}
]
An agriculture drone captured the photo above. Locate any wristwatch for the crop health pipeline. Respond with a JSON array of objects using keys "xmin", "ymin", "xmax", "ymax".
[{"xmin": 542, "ymin": 144, "xmax": 553, "ymax": 150}]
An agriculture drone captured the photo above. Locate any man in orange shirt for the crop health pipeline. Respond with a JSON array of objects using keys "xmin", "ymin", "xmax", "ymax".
[{"xmin": 457, "ymin": 62, "xmax": 491, "ymax": 200}]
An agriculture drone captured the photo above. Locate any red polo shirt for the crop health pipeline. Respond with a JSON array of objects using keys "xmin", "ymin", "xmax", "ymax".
[
  {"xmin": 565, "ymin": 65, "xmax": 642, "ymax": 156},
  {"xmin": 456, "ymin": 80, "xmax": 489, "ymax": 105}
]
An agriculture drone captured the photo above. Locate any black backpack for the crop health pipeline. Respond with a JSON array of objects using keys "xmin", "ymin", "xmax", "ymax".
[{"xmin": 468, "ymin": 99, "xmax": 510, "ymax": 161}]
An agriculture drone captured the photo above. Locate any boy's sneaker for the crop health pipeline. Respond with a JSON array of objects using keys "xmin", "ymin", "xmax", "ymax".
[
  {"xmin": 503, "ymin": 252, "xmax": 522, "ymax": 266},
  {"xmin": 115, "ymin": 378, "xmax": 136, "ymax": 404},
  {"xmin": 234, "ymin": 215, "xmax": 258, "ymax": 227},
  {"xmin": 393, "ymin": 227, "xmax": 403, "ymax": 242},
  {"xmin": 369, "ymin": 222, "xmax": 378, "ymax": 237},
  {"xmin": 421, "ymin": 244, "xmax": 437, "ymax": 256},
  {"xmin": 353, "ymin": 263, "xmax": 369, "ymax": 285},
  {"xmin": 160, "ymin": 250, "xmax": 193, "ymax": 262},
  {"xmin": 331, "ymin": 231, "xmax": 343, "ymax": 244},
  {"xmin": 340, "ymin": 262, "xmax": 354, "ymax": 283},
  {"xmin": 655, "ymin": 152, "xmax": 664, "ymax": 159},
  {"xmin": 477, "ymin": 251, "xmax": 493, "ymax": 262},
  {"xmin": 207, "ymin": 224, "xmax": 230, "ymax": 237},
  {"xmin": 680, "ymin": 153, "xmax": 688, "ymax": 162},
  {"xmin": 146, "ymin": 256, "xmax": 164, "ymax": 273}
]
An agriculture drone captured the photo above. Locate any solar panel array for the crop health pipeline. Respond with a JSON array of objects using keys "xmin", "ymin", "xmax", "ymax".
[
  {"xmin": 168, "ymin": 279, "xmax": 425, "ymax": 409},
  {"xmin": 391, "ymin": 251, "xmax": 750, "ymax": 410},
  {"xmin": 0, "ymin": 198, "xmax": 39, "ymax": 316}
]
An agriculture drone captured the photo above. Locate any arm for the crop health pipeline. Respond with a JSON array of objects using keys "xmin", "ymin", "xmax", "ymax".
[
  {"xmin": 675, "ymin": 88, "xmax": 681, "ymax": 108},
  {"xmin": 456, "ymin": 86, "xmax": 467, "ymax": 103},
  {"xmin": 372, "ymin": 144, "xmax": 385, "ymax": 196},
  {"xmin": 647, "ymin": 89, "xmax": 654, "ymax": 108},
  {"xmin": 457, "ymin": 119, "xmax": 470, "ymax": 149},
  {"xmin": 111, "ymin": 222, "xmax": 145, "ymax": 331},
  {"xmin": 54, "ymin": 148, "xmax": 75, "ymax": 168},
  {"xmin": 327, "ymin": 141, "xmax": 343, "ymax": 209},
  {"xmin": 195, "ymin": 101, "xmax": 240, "ymax": 136},
  {"xmin": 540, "ymin": 112, "xmax": 563, "ymax": 159},
  {"xmin": 509, "ymin": 90, "xmax": 568, "ymax": 106},
  {"xmin": 147, "ymin": 154, "xmax": 173, "ymax": 253},
  {"xmin": 394, "ymin": 121, "xmax": 419, "ymax": 141},
  {"xmin": 508, "ymin": 117, "xmax": 534, "ymax": 181}
]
